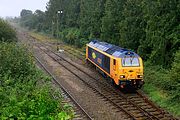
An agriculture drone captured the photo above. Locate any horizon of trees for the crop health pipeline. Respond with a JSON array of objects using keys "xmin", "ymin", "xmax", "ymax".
[{"xmin": 18, "ymin": 0, "xmax": 179, "ymax": 68}]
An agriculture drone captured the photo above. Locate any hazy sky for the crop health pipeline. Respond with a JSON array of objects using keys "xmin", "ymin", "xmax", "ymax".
[{"xmin": 0, "ymin": 0, "xmax": 49, "ymax": 18}]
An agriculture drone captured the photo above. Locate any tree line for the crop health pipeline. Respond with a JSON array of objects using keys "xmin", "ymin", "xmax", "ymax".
[{"xmin": 18, "ymin": 0, "xmax": 179, "ymax": 68}]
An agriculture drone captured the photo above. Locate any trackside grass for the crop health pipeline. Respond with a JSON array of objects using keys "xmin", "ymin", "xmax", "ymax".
[
  {"xmin": 29, "ymin": 32, "xmax": 180, "ymax": 117},
  {"xmin": 143, "ymin": 84, "xmax": 180, "ymax": 116},
  {"xmin": 143, "ymin": 62, "xmax": 180, "ymax": 117}
]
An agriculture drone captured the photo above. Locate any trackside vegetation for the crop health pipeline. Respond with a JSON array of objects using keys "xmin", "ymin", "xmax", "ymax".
[
  {"xmin": 143, "ymin": 59, "xmax": 180, "ymax": 115},
  {"xmin": 26, "ymin": 32, "xmax": 180, "ymax": 116},
  {"xmin": 0, "ymin": 19, "xmax": 17, "ymax": 42},
  {"xmin": 13, "ymin": 0, "xmax": 179, "ymax": 117},
  {"xmin": 17, "ymin": 0, "xmax": 179, "ymax": 68},
  {"xmin": 0, "ymin": 19, "xmax": 74, "ymax": 119}
]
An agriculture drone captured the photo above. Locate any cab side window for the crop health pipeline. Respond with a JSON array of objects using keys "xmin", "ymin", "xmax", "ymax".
[{"xmin": 113, "ymin": 59, "xmax": 116, "ymax": 65}]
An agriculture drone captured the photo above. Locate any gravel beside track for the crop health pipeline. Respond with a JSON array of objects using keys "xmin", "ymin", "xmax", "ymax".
[
  {"xmin": 34, "ymin": 56, "xmax": 93, "ymax": 120},
  {"xmin": 16, "ymin": 28, "xmax": 178, "ymax": 120},
  {"xmin": 35, "ymin": 42, "xmax": 177, "ymax": 120}
]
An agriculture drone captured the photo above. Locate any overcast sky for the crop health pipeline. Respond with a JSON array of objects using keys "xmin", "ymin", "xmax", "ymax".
[{"xmin": 0, "ymin": 0, "xmax": 49, "ymax": 18}]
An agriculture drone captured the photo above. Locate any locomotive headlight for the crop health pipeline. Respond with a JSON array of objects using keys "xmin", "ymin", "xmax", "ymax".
[
  {"xmin": 138, "ymin": 75, "xmax": 143, "ymax": 78},
  {"xmin": 120, "ymin": 75, "xmax": 125, "ymax": 78}
]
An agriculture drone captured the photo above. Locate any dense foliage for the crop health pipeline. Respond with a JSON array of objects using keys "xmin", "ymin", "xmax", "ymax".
[
  {"xmin": 143, "ymin": 50, "xmax": 180, "ymax": 115},
  {"xmin": 0, "ymin": 43, "xmax": 74, "ymax": 119},
  {"xmin": 0, "ymin": 19, "xmax": 74, "ymax": 119},
  {"xmin": 144, "ymin": 52, "xmax": 180, "ymax": 102},
  {"xmin": 19, "ymin": 0, "xmax": 180, "ymax": 68},
  {"xmin": 0, "ymin": 19, "xmax": 17, "ymax": 42}
]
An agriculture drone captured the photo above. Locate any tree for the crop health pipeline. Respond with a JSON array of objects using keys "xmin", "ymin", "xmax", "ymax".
[
  {"xmin": 18, "ymin": 0, "xmax": 180, "ymax": 67},
  {"xmin": 20, "ymin": 9, "xmax": 34, "ymax": 28},
  {"xmin": 80, "ymin": 0, "xmax": 105, "ymax": 39},
  {"xmin": 33, "ymin": 10, "xmax": 45, "ymax": 31},
  {"xmin": 20, "ymin": 9, "xmax": 33, "ymax": 18},
  {"xmin": 101, "ymin": 0, "xmax": 125, "ymax": 44},
  {"xmin": 140, "ymin": 0, "xmax": 180, "ymax": 66},
  {"xmin": 119, "ymin": 0, "xmax": 146, "ymax": 51}
]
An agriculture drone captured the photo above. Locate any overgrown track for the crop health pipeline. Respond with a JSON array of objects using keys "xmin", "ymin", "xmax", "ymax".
[
  {"xmin": 126, "ymin": 90, "xmax": 177, "ymax": 119},
  {"xmin": 48, "ymin": 42, "xmax": 85, "ymax": 61},
  {"xmin": 33, "ymin": 54, "xmax": 93, "ymax": 120},
  {"xmin": 27, "ymin": 34, "xmax": 178, "ymax": 119},
  {"xmin": 49, "ymin": 40, "xmax": 178, "ymax": 120},
  {"xmin": 33, "ymin": 42, "xmax": 178, "ymax": 120},
  {"xmin": 36, "ymin": 45, "xmax": 135, "ymax": 119},
  {"xmin": 30, "ymin": 35, "xmax": 85, "ymax": 61}
]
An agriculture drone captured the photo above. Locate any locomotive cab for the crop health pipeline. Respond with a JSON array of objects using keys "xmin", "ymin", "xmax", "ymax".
[
  {"xmin": 110, "ymin": 51, "xmax": 144, "ymax": 89},
  {"xmin": 118, "ymin": 52, "xmax": 144, "ymax": 89}
]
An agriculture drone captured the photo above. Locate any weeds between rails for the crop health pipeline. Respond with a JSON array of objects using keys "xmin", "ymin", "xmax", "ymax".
[
  {"xmin": 29, "ymin": 34, "xmax": 177, "ymax": 120},
  {"xmin": 35, "ymin": 42, "xmax": 177, "ymax": 120},
  {"xmin": 30, "ymin": 49, "xmax": 93, "ymax": 120}
]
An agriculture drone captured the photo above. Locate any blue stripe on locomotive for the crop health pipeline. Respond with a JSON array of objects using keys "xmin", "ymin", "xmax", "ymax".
[
  {"xmin": 89, "ymin": 40, "xmax": 139, "ymax": 58},
  {"xmin": 88, "ymin": 47, "xmax": 110, "ymax": 74}
]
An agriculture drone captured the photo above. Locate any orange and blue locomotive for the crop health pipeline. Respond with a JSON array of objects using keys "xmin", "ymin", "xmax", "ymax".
[{"xmin": 86, "ymin": 40, "xmax": 144, "ymax": 89}]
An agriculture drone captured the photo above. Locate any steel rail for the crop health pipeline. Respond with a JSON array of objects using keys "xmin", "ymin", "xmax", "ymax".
[
  {"xmin": 36, "ymin": 44, "xmax": 136, "ymax": 119},
  {"xmin": 28, "ymin": 34, "xmax": 178, "ymax": 120},
  {"xmin": 39, "ymin": 44, "xmax": 160, "ymax": 119},
  {"xmin": 34, "ymin": 55, "xmax": 93, "ymax": 120}
]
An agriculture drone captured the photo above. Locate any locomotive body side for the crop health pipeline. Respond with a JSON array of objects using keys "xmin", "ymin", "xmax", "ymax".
[{"xmin": 86, "ymin": 45, "xmax": 122, "ymax": 85}]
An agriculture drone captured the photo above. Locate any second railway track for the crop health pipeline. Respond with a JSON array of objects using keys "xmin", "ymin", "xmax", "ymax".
[
  {"xmin": 34, "ymin": 54, "xmax": 93, "ymax": 120},
  {"xmin": 32, "ymin": 40, "xmax": 177, "ymax": 120},
  {"xmin": 25, "ymin": 33, "xmax": 178, "ymax": 120}
]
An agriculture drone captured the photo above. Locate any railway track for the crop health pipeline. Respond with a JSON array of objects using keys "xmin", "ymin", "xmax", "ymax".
[
  {"xmin": 29, "ymin": 35, "xmax": 85, "ymax": 61},
  {"xmin": 30, "ymin": 49, "xmax": 93, "ymax": 120},
  {"xmin": 33, "ymin": 42, "xmax": 178, "ymax": 120},
  {"xmin": 27, "ymin": 33, "xmax": 178, "ymax": 120},
  {"xmin": 21, "ymin": 36, "xmax": 93, "ymax": 120},
  {"xmin": 50, "ymin": 41, "xmax": 178, "ymax": 120}
]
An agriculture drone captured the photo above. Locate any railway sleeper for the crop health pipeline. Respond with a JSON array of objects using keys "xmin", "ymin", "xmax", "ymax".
[{"xmin": 140, "ymin": 105, "xmax": 152, "ymax": 109}]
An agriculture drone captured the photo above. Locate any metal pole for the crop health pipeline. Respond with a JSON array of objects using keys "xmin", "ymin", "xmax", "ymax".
[
  {"xmin": 56, "ymin": 10, "xmax": 63, "ymax": 51},
  {"xmin": 52, "ymin": 21, "xmax": 54, "ymax": 36},
  {"xmin": 56, "ymin": 13, "xmax": 59, "ymax": 38},
  {"xmin": 56, "ymin": 11, "xmax": 60, "ymax": 51}
]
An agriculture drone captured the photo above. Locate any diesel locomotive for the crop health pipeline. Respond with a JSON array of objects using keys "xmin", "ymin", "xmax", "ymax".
[{"xmin": 86, "ymin": 40, "xmax": 144, "ymax": 89}]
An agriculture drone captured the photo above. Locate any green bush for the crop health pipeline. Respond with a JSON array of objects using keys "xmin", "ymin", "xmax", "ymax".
[
  {"xmin": 143, "ymin": 59, "xmax": 180, "ymax": 116},
  {"xmin": 0, "ymin": 19, "xmax": 17, "ymax": 42},
  {"xmin": 59, "ymin": 28, "xmax": 89, "ymax": 48},
  {"xmin": 0, "ymin": 43, "xmax": 74, "ymax": 119},
  {"xmin": 171, "ymin": 50, "xmax": 180, "ymax": 82},
  {"xmin": 0, "ymin": 43, "xmax": 34, "ymax": 79},
  {"xmin": 77, "ymin": 38, "xmax": 89, "ymax": 48},
  {"xmin": 170, "ymin": 50, "xmax": 180, "ymax": 101},
  {"xmin": 144, "ymin": 66, "xmax": 169, "ymax": 89},
  {"xmin": 143, "ymin": 59, "xmax": 180, "ymax": 102}
]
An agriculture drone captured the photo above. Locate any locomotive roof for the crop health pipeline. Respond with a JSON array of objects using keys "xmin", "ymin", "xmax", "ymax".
[{"xmin": 88, "ymin": 40, "xmax": 139, "ymax": 58}]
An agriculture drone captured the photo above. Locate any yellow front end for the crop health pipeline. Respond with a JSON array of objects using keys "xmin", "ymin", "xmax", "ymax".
[{"xmin": 118, "ymin": 57, "xmax": 144, "ymax": 89}]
